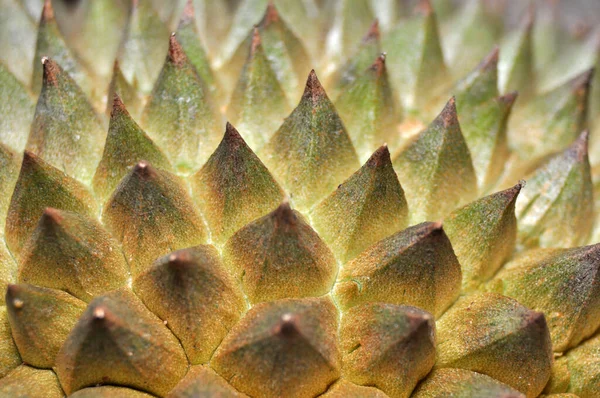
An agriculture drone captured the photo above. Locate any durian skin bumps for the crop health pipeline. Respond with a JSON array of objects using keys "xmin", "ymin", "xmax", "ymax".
[{"xmin": 0, "ymin": 1, "xmax": 600, "ymax": 397}]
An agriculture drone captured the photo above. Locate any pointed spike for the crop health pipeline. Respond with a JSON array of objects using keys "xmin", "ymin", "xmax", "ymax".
[
  {"xmin": 412, "ymin": 369, "xmax": 526, "ymax": 397},
  {"xmin": 435, "ymin": 293, "xmax": 553, "ymax": 397},
  {"xmin": 444, "ymin": 184, "xmax": 521, "ymax": 292},
  {"xmin": 226, "ymin": 26, "xmax": 290, "ymax": 150},
  {"xmin": 334, "ymin": 222, "xmax": 462, "ymax": 317},
  {"xmin": 18, "ymin": 209, "xmax": 129, "ymax": 302},
  {"xmin": 166, "ymin": 366, "xmax": 245, "ymax": 397},
  {"xmin": 106, "ymin": 61, "xmax": 142, "ymax": 118},
  {"xmin": 56, "ymin": 290, "xmax": 188, "ymax": 396},
  {"xmin": 509, "ymin": 68, "xmax": 592, "ymax": 159},
  {"xmin": 0, "ymin": 0, "xmax": 37, "ymax": 86},
  {"xmin": 5, "ymin": 152, "xmax": 96, "ymax": 258},
  {"xmin": 325, "ymin": 0, "xmax": 375, "ymax": 61},
  {"xmin": 141, "ymin": 33, "xmax": 221, "ymax": 172},
  {"xmin": 133, "ymin": 245, "xmax": 246, "ymax": 364},
  {"xmin": 499, "ymin": 14, "xmax": 536, "ymax": 99},
  {"xmin": 393, "ymin": 98, "xmax": 477, "ymax": 223},
  {"xmin": 28, "ymin": 57, "xmax": 106, "ymax": 183},
  {"xmin": 311, "ymin": 145, "xmax": 408, "ymax": 263},
  {"xmin": 211, "ymin": 297, "xmax": 341, "ymax": 398},
  {"xmin": 261, "ymin": 70, "xmax": 360, "ymax": 209},
  {"xmin": 516, "ymin": 132, "xmax": 593, "ymax": 248},
  {"xmin": 6, "ymin": 284, "xmax": 86, "ymax": 368},
  {"xmin": 102, "ymin": 161, "xmax": 207, "ymax": 276},
  {"xmin": 0, "ymin": 366, "xmax": 63, "ymax": 397},
  {"xmin": 191, "ymin": 124, "xmax": 284, "ymax": 243},
  {"xmin": 335, "ymin": 53, "xmax": 400, "ymax": 160},
  {"xmin": 485, "ymin": 243, "xmax": 600, "ymax": 352},
  {"xmin": 93, "ymin": 94, "xmax": 172, "ymax": 200},
  {"xmin": 340, "ymin": 304, "xmax": 436, "ymax": 397},
  {"xmin": 262, "ymin": 2, "xmax": 280, "ymax": 26},
  {"xmin": 117, "ymin": 0, "xmax": 170, "ymax": 94},
  {"xmin": 384, "ymin": 4, "xmax": 450, "ymax": 110},
  {"xmin": 223, "ymin": 201, "xmax": 337, "ymax": 304},
  {"xmin": 364, "ymin": 19, "xmax": 380, "ymax": 42}
]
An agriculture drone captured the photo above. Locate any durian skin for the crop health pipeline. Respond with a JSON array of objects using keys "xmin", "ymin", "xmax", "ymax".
[{"xmin": 0, "ymin": 1, "xmax": 600, "ymax": 397}]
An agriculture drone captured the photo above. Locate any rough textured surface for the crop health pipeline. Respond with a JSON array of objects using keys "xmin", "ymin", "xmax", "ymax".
[
  {"xmin": 211, "ymin": 297, "xmax": 340, "ymax": 398},
  {"xmin": 436, "ymin": 293, "xmax": 553, "ymax": 397},
  {"xmin": 334, "ymin": 222, "xmax": 462, "ymax": 317},
  {"xmin": 311, "ymin": 145, "xmax": 408, "ymax": 264},
  {"xmin": 166, "ymin": 366, "xmax": 247, "ymax": 397},
  {"xmin": 340, "ymin": 303, "xmax": 436, "ymax": 397},
  {"xmin": 0, "ymin": 365, "xmax": 63, "ymax": 398},
  {"xmin": 56, "ymin": 289, "xmax": 188, "ymax": 396}
]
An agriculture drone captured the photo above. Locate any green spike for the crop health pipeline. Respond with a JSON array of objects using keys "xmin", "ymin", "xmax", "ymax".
[
  {"xmin": 454, "ymin": 47, "xmax": 499, "ymax": 107},
  {"xmin": 320, "ymin": 380, "xmax": 389, "ymax": 398},
  {"xmin": 50, "ymin": 0, "xmax": 130, "ymax": 79},
  {"xmin": 0, "ymin": 63, "xmax": 35, "ymax": 153},
  {"xmin": 102, "ymin": 161, "xmax": 207, "ymax": 276},
  {"xmin": 190, "ymin": 123, "xmax": 285, "ymax": 243},
  {"xmin": 334, "ymin": 54, "xmax": 400, "ymax": 161},
  {"xmin": 106, "ymin": 61, "xmax": 143, "ymax": 118},
  {"xmin": 311, "ymin": 145, "xmax": 408, "ymax": 264},
  {"xmin": 6, "ymin": 283, "xmax": 86, "ymax": 368},
  {"xmin": 227, "ymin": 28, "xmax": 290, "ymax": 150},
  {"xmin": 32, "ymin": 0, "xmax": 92, "ymax": 99},
  {"xmin": 485, "ymin": 244, "xmax": 600, "ymax": 352},
  {"xmin": 93, "ymin": 94, "xmax": 173, "ymax": 200},
  {"xmin": 334, "ymin": 222, "xmax": 462, "ymax": 317},
  {"xmin": 56, "ymin": 289, "xmax": 189, "ymax": 396},
  {"xmin": 0, "ymin": 0, "xmax": 36, "ymax": 85},
  {"xmin": 544, "ymin": 333, "xmax": 600, "ymax": 397},
  {"xmin": 70, "ymin": 386, "xmax": 156, "ymax": 398},
  {"xmin": 340, "ymin": 303, "xmax": 436, "ymax": 397},
  {"xmin": 516, "ymin": 131, "xmax": 593, "ymax": 248},
  {"xmin": 442, "ymin": 0, "xmax": 503, "ymax": 77},
  {"xmin": 118, "ymin": 0, "xmax": 170, "ymax": 94},
  {"xmin": 223, "ymin": 201, "xmax": 337, "ymax": 304},
  {"xmin": 329, "ymin": 19, "xmax": 382, "ymax": 95},
  {"xmin": 18, "ymin": 208, "xmax": 129, "ymax": 302},
  {"xmin": 5, "ymin": 151, "xmax": 96, "ymax": 258},
  {"xmin": 0, "ymin": 306, "xmax": 21, "ymax": 378},
  {"xmin": 211, "ymin": 297, "xmax": 340, "ymax": 398},
  {"xmin": 443, "ymin": 183, "xmax": 521, "ymax": 292},
  {"xmin": 454, "ymin": 48, "xmax": 517, "ymax": 191},
  {"xmin": 223, "ymin": 3, "xmax": 311, "ymax": 101},
  {"xmin": 393, "ymin": 97, "xmax": 477, "ymax": 223},
  {"xmin": 166, "ymin": 366, "xmax": 247, "ymax": 397},
  {"xmin": 435, "ymin": 293, "xmax": 553, "ymax": 397},
  {"xmin": 509, "ymin": 69, "xmax": 592, "ymax": 160},
  {"xmin": 133, "ymin": 245, "xmax": 246, "ymax": 364},
  {"xmin": 0, "ymin": 365, "xmax": 63, "ymax": 398},
  {"xmin": 384, "ymin": 1, "xmax": 450, "ymax": 112},
  {"xmin": 412, "ymin": 368, "xmax": 525, "ymax": 398},
  {"xmin": 176, "ymin": 0, "xmax": 219, "ymax": 99},
  {"xmin": 261, "ymin": 70, "xmax": 360, "ymax": 210},
  {"xmin": 324, "ymin": 0, "xmax": 374, "ymax": 62},
  {"xmin": 499, "ymin": 14, "xmax": 535, "ymax": 99},
  {"xmin": 27, "ymin": 57, "xmax": 106, "ymax": 184},
  {"xmin": 141, "ymin": 34, "xmax": 221, "ymax": 173}
]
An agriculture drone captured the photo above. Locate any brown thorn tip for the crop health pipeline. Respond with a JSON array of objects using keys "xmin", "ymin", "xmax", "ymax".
[
  {"xmin": 224, "ymin": 122, "xmax": 242, "ymax": 140},
  {"xmin": 367, "ymin": 145, "xmax": 391, "ymax": 167},
  {"xmin": 262, "ymin": 2, "xmax": 280, "ymax": 25},
  {"xmin": 251, "ymin": 27, "xmax": 262, "ymax": 53},
  {"xmin": 415, "ymin": 0, "xmax": 433, "ymax": 15},
  {"xmin": 499, "ymin": 91, "xmax": 519, "ymax": 106},
  {"xmin": 278, "ymin": 313, "xmax": 299, "ymax": 338},
  {"xmin": 431, "ymin": 221, "xmax": 443, "ymax": 230},
  {"xmin": 133, "ymin": 161, "xmax": 156, "ymax": 178},
  {"xmin": 480, "ymin": 47, "xmax": 500, "ymax": 71},
  {"xmin": 42, "ymin": 0, "xmax": 54, "ymax": 21},
  {"xmin": 364, "ymin": 19, "xmax": 380, "ymax": 41},
  {"xmin": 439, "ymin": 97, "xmax": 458, "ymax": 127},
  {"xmin": 111, "ymin": 93, "xmax": 127, "ymax": 116},
  {"xmin": 273, "ymin": 200, "xmax": 297, "ymax": 226},
  {"xmin": 168, "ymin": 33, "xmax": 186, "ymax": 66},
  {"xmin": 42, "ymin": 57, "xmax": 60, "ymax": 86},
  {"xmin": 167, "ymin": 250, "xmax": 193, "ymax": 269},
  {"xmin": 43, "ymin": 207, "xmax": 63, "ymax": 224},
  {"xmin": 571, "ymin": 68, "xmax": 594, "ymax": 90},
  {"xmin": 304, "ymin": 70, "xmax": 325, "ymax": 99},
  {"xmin": 93, "ymin": 307, "xmax": 106, "ymax": 320},
  {"xmin": 12, "ymin": 298, "xmax": 24, "ymax": 309}
]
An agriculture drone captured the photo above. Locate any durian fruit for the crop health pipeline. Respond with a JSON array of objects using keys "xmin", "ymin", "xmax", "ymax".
[{"xmin": 0, "ymin": 0, "xmax": 599, "ymax": 397}]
